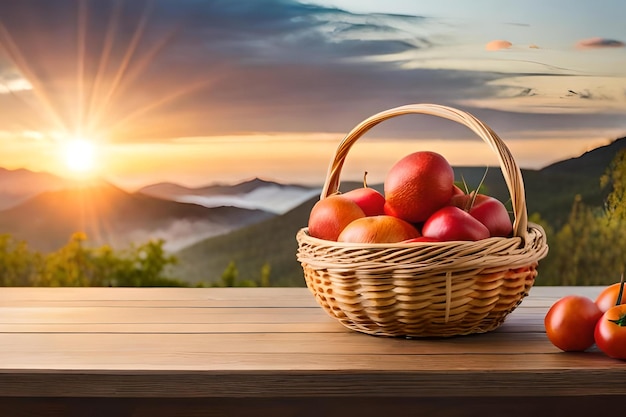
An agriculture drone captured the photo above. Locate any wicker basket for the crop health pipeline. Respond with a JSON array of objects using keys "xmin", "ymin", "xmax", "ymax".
[{"xmin": 296, "ymin": 103, "xmax": 549, "ymax": 338}]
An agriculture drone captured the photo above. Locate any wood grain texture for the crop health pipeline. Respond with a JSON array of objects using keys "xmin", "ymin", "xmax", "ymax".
[{"xmin": 1, "ymin": 286, "xmax": 625, "ymax": 416}]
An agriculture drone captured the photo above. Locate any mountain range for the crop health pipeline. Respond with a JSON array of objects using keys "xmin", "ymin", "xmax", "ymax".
[
  {"xmin": 0, "ymin": 179, "xmax": 275, "ymax": 252},
  {"xmin": 0, "ymin": 136, "xmax": 623, "ymax": 284},
  {"xmin": 137, "ymin": 178, "xmax": 321, "ymax": 215}
]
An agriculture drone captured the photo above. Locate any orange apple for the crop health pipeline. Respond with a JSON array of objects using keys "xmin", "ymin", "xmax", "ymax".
[
  {"xmin": 384, "ymin": 151, "xmax": 455, "ymax": 223},
  {"xmin": 337, "ymin": 215, "xmax": 421, "ymax": 243},
  {"xmin": 308, "ymin": 195, "xmax": 365, "ymax": 241}
]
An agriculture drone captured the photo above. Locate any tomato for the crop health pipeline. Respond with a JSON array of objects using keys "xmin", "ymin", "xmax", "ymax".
[
  {"xmin": 594, "ymin": 305, "xmax": 626, "ymax": 360},
  {"xmin": 595, "ymin": 282, "xmax": 626, "ymax": 313},
  {"xmin": 544, "ymin": 295, "xmax": 603, "ymax": 352}
]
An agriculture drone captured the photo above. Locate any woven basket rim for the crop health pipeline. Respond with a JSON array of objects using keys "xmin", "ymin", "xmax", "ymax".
[
  {"xmin": 297, "ymin": 222, "xmax": 546, "ymax": 249},
  {"xmin": 296, "ymin": 222, "xmax": 548, "ymax": 272}
]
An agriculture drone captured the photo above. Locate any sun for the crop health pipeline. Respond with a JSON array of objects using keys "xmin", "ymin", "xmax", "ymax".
[{"xmin": 63, "ymin": 138, "xmax": 97, "ymax": 174}]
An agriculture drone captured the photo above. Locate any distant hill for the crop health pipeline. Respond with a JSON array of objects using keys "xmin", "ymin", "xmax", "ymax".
[
  {"xmin": 137, "ymin": 177, "xmax": 320, "ymax": 215},
  {"xmin": 139, "ymin": 177, "xmax": 311, "ymax": 197},
  {"xmin": 524, "ymin": 137, "xmax": 626, "ymax": 226},
  {"xmin": 542, "ymin": 137, "xmax": 626, "ymax": 178},
  {"xmin": 170, "ymin": 136, "xmax": 626, "ymax": 286},
  {"xmin": 0, "ymin": 167, "xmax": 74, "ymax": 210},
  {"xmin": 0, "ymin": 182, "xmax": 274, "ymax": 252},
  {"xmin": 171, "ymin": 192, "xmax": 318, "ymax": 287}
]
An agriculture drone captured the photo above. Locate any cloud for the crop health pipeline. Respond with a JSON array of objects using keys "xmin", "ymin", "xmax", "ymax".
[
  {"xmin": 575, "ymin": 37, "xmax": 625, "ymax": 49},
  {"xmin": 0, "ymin": 0, "xmax": 482, "ymax": 140},
  {"xmin": 485, "ymin": 40, "xmax": 512, "ymax": 51},
  {"xmin": 0, "ymin": 0, "xmax": 623, "ymax": 148},
  {"xmin": 457, "ymin": 75, "xmax": 626, "ymax": 115}
]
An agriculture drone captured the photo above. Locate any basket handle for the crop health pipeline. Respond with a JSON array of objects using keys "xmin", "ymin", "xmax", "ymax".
[{"xmin": 320, "ymin": 103, "xmax": 529, "ymax": 238}]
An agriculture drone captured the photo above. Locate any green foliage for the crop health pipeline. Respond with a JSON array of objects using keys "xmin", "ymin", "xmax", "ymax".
[
  {"xmin": 0, "ymin": 234, "xmax": 42, "ymax": 286},
  {"xmin": 206, "ymin": 260, "xmax": 260, "ymax": 287},
  {"xmin": 260, "ymin": 262, "xmax": 271, "ymax": 287},
  {"xmin": 220, "ymin": 260, "xmax": 238, "ymax": 287},
  {"xmin": 0, "ymin": 232, "xmax": 186, "ymax": 287},
  {"xmin": 536, "ymin": 150, "xmax": 626, "ymax": 285},
  {"xmin": 601, "ymin": 149, "xmax": 626, "ymax": 222}
]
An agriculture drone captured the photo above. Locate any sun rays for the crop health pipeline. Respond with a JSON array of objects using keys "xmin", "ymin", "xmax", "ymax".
[{"xmin": 0, "ymin": 0, "xmax": 209, "ymax": 179}]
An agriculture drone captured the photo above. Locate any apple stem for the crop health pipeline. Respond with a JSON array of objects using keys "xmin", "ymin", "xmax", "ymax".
[
  {"xmin": 460, "ymin": 176, "xmax": 470, "ymax": 194},
  {"xmin": 476, "ymin": 166, "xmax": 489, "ymax": 195},
  {"xmin": 467, "ymin": 190, "xmax": 478, "ymax": 211},
  {"xmin": 463, "ymin": 167, "xmax": 489, "ymax": 211},
  {"xmin": 363, "ymin": 171, "xmax": 369, "ymax": 188},
  {"xmin": 617, "ymin": 270, "xmax": 625, "ymax": 306}
]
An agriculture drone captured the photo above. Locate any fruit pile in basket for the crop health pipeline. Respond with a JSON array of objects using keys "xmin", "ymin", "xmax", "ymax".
[{"xmin": 308, "ymin": 150, "xmax": 512, "ymax": 244}]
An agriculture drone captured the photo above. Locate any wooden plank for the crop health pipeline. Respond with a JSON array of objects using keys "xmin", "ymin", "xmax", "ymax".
[
  {"xmin": 0, "ymin": 331, "xmax": 564, "ymax": 358},
  {"xmin": 0, "ymin": 354, "xmax": 625, "ymax": 398},
  {"xmin": 0, "ymin": 316, "xmax": 546, "ymax": 334},
  {"xmin": 0, "ymin": 311, "xmax": 551, "ymax": 334},
  {"xmin": 0, "ymin": 299, "xmax": 318, "ymax": 308},
  {"xmin": 0, "ymin": 322, "xmax": 346, "ymax": 334},
  {"xmin": 0, "ymin": 295, "xmax": 573, "ymax": 308},
  {"xmin": 0, "ymin": 287, "xmax": 314, "ymax": 303},
  {"xmin": 0, "ymin": 307, "xmax": 328, "ymax": 324},
  {"xmin": 0, "ymin": 286, "xmax": 604, "ymax": 303},
  {"xmin": 0, "ymin": 332, "xmax": 619, "ymax": 373}
]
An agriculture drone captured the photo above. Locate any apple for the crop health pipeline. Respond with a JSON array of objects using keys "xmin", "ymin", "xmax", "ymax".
[
  {"xmin": 422, "ymin": 206, "xmax": 490, "ymax": 241},
  {"xmin": 384, "ymin": 151, "xmax": 455, "ymax": 223},
  {"xmin": 449, "ymin": 192, "xmax": 513, "ymax": 237},
  {"xmin": 341, "ymin": 172, "xmax": 386, "ymax": 216},
  {"xmin": 337, "ymin": 215, "xmax": 421, "ymax": 243},
  {"xmin": 452, "ymin": 184, "xmax": 465, "ymax": 197},
  {"xmin": 308, "ymin": 195, "xmax": 365, "ymax": 241},
  {"xmin": 403, "ymin": 236, "xmax": 443, "ymax": 243}
]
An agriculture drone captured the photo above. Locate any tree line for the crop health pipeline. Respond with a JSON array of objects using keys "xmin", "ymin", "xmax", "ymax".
[
  {"xmin": 0, "ymin": 232, "xmax": 184, "ymax": 287},
  {"xmin": 0, "ymin": 231, "xmax": 272, "ymax": 288},
  {"xmin": 533, "ymin": 148, "xmax": 625, "ymax": 285}
]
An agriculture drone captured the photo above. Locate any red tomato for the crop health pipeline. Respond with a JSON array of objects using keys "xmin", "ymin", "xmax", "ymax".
[
  {"xmin": 544, "ymin": 295, "xmax": 603, "ymax": 352},
  {"xmin": 594, "ymin": 305, "xmax": 626, "ymax": 360},
  {"xmin": 595, "ymin": 283, "xmax": 626, "ymax": 313}
]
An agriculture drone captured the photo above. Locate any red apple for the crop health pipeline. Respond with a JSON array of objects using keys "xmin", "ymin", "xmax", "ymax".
[
  {"xmin": 403, "ymin": 236, "xmax": 443, "ymax": 243},
  {"xmin": 338, "ymin": 215, "xmax": 421, "ymax": 243},
  {"xmin": 449, "ymin": 192, "xmax": 513, "ymax": 237},
  {"xmin": 308, "ymin": 195, "xmax": 365, "ymax": 241},
  {"xmin": 384, "ymin": 151, "xmax": 455, "ymax": 223},
  {"xmin": 452, "ymin": 184, "xmax": 465, "ymax": 196},
  {"xmin": 341, "ymin": 172, "xmax": 386, "ymax": 216},
  {"xmin": 422, "ymin": 206, "xmax": 490, "ymax": 241}
]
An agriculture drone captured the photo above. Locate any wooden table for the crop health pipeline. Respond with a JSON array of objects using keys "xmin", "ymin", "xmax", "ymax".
[{"xmin": 1, "ymin": 286, "xmax": 625, "ymax": 417}]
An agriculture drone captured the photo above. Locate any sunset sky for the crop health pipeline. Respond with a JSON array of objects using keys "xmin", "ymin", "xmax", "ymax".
[{"xmin": 0, "ymin": 0, "xmax": 624, "ymax": 190}]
